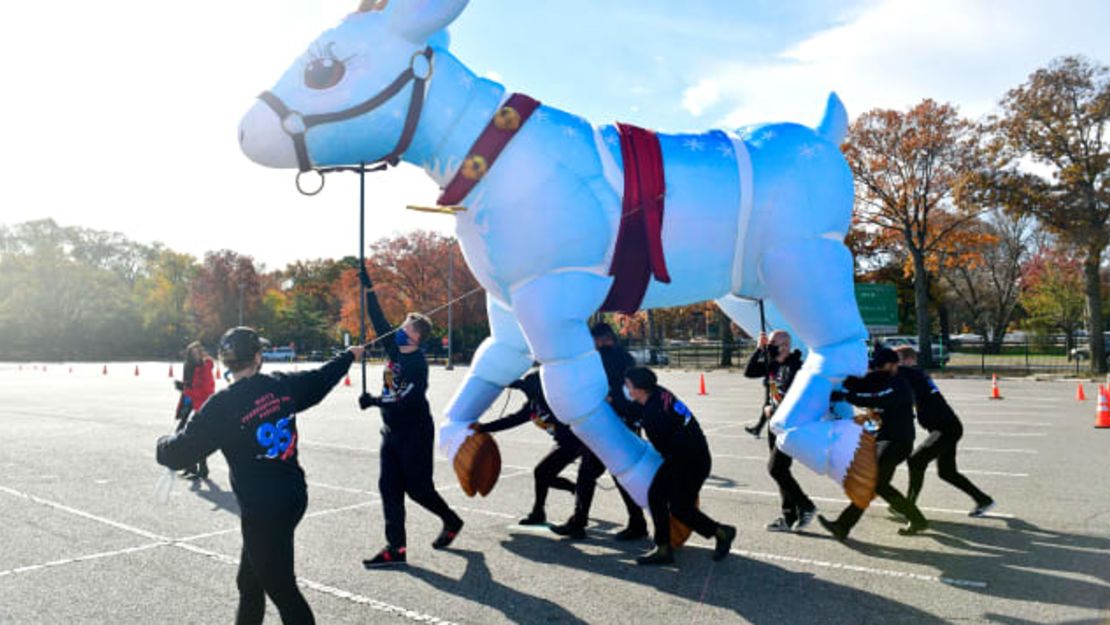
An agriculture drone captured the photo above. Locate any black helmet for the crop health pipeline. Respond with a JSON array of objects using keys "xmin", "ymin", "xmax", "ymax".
[{"xmin": 218, "ymin": 327, "xmax": 270, "ymax": 370}]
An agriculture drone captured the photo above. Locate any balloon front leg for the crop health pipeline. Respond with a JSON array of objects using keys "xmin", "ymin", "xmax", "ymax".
[
  {"xmin": 440, "ymin": 295, "xmax": 533, "ymax": 460},
  {"xmin": 512, "ymin": 272, "xmax": 662, "ymax": 506}
]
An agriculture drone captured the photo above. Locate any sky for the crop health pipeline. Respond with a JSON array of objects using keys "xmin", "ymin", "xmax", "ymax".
[{"xmin": 1, "ymin": 0, "xmax": 1108, "ymax": 269}]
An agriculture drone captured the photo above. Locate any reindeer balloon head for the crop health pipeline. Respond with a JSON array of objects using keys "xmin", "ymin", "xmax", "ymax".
[{"xmin": 238, "ymin": 0, "xmax": 469, "ymax": 173}]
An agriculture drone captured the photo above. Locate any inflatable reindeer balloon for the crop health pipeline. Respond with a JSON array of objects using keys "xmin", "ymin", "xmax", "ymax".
[{"xmin": 239, "ymin": 0, "xmax": 877, "ymax": 508}]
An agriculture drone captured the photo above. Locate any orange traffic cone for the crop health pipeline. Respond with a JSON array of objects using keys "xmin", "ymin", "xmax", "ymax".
[
  {"xmin": 344, "ymin": 374, "xmax": 352, "ymax": 387},
  {"xmin": 102, "ymin": 365, "xmax": 108, "ymax": 375},
  {"xmin": 698, "ymin": 373, "xmax": 707, "ymax": 396},
  {"xmin": 989, "ymin": 374, "xmax": 1002, "ymax": 400},
  {"xmin": 1095, "ymin": 387, "xmax": 1110, "ymax": 428},
  {"xmin": 134, "ymin": 365, "xmax": 140, "ymax": 377},
  {"xmin": 168, "ymin": 364, "xmax": 174, "ymax": 378},
  {"xmin": 1076, "ymin": 382, "xmax": 1087, "ymax": 401}
]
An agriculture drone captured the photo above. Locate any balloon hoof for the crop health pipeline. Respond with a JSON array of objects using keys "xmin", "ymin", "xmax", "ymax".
[
  {"xmin": 453, "ymin": 431, "xmax": 501, "ymax": 497},
  {"xmin": 843, "ymin": 431, "xmax": 878, "ymax": 509}
]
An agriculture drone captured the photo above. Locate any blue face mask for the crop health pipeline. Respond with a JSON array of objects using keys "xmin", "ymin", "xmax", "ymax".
[{"xmin": 394, "ymin": 329, "xmax": 410, "ymax": 347}]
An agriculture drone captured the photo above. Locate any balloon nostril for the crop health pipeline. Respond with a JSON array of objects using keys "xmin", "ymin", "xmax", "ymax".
[{"xmin": 239, "ymin": 128, "xmax": 245, "ymax": 145}]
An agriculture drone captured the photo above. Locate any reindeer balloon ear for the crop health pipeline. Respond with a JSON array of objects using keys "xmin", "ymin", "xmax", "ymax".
[
  {"xmin": 388, "ymin": 0, "xmax": 469, "ymax": 44},
  {"xmin": 358, "ymin": 0, "xmax": 389, "ymax": 11}
]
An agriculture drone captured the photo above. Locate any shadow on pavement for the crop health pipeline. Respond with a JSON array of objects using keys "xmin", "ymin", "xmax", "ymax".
[
  {"xmin": 844, "ymin": 516, "xmax": 1110, "ymax": 612},
  {"xmin": 188, "ymin": 478, "xmax": 240, "ymax": 516},
  {"xmin": 500, "ymin": 531, "xmax": 949, "ymax": 625},
  {"xmin": 405, "ymin": 548, "xmax": 588, "ymax": 625}
]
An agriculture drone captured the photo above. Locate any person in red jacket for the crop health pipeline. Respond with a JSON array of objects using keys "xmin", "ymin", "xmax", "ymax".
[{"xmin": 174, "ymin": 341, "xmax": 216, "ymax": 479}]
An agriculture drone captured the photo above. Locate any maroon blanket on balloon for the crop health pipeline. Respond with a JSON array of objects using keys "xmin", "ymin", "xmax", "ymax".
[{"xmin": 599, "ymin": 123, "xmax": 671, "ymax": 314}]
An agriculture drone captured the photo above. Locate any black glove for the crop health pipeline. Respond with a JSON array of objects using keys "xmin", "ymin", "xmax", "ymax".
[
  {"xmin": 174, "ymin": 380, "xmax": 184, "ymax": 391},
  {"xmin": 358, "ymin": 393, "xmax": 381, "ymax": 410},
  {"xmin": 830, "ymin": 390, "xmax": 848, "ymax": 403}
]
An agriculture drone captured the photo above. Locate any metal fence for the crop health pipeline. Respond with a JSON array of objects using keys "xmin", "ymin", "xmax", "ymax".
[{"xmin": 941, "ymin": 339, "xmax": 1096, "ymax": 376}]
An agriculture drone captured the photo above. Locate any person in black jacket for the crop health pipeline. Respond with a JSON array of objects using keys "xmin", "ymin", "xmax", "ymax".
[
  {"xmin": 359, "ymin": 279, "xmax": 463, "ymax": 568},
  {"xmin": 819, "ymin": 348, "xmax": 929, "ymax": 540},
  {"xmin": 894, "ymin": 346, "xmax": 995, "ymax": 517},
  {"xmin": 472, "ymin": 370, "xmax": 578, "ymax": 525},
  {"xmin": 156, "ymin": 327, "xmax": 361, "ymax": 625},
  {"xmin": 743, "ymin": 330, "xmax": 816, "ymax": 532},
  {"xmin": 624, "ymin": 367, "xmax": 737, "ymax": 566},
  {"xmin": 551, "ymin": 323, "xmax": 648, "ymax": 541}
]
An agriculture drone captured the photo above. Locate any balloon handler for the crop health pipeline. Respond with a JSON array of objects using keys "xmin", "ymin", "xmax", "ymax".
[
  {"xmin": 156, "ymin": 327, "xmax": 363, "ymax": 625},
  {"xmin": 622, "ymin": 366, "xmax": 736, "ymax": 565},
  {"xmin": 356, "ymin": 268, "xmax": 464, "ymax": 568},
  {"xmin": 469, "ymin": 370, "xmax": 579, "ymax": 526},
  {"xmin": 172, "ymin": 341, "xmax": 216, "ymax": 480}
]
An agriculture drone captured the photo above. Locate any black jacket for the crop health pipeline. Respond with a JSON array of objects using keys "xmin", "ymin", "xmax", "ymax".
[
  {"xmin": 156, "ymin": 352, "xmax": 354, "ymax": 517},
  {"xmin": 897, "ymin": 366, "xmax": 960, "ymax": 432},
  {"xmin": 598, "ymin": 344, "xmax": 641, "ymax": 428},
  {"xmin": 841, "ymin": 371, "xmax": 916, "ymax": 443},
  {"xmin": 481, "ymin": 372, "xmax": 579, "ymax": 448},
  {"xmin": 365, "ymin": 287, "xmax": 432, "ymax": 430},
  {"xmin": 744, "ymin": 347, "xmax": 804, "ymax": 405},
  {"xmin": 640, "ymin": 386, "xmax": 706, "ymax": 460}
]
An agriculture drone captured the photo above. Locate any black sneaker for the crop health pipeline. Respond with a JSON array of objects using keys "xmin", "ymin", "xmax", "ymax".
[
  {"xmin": 744, "ymin": 424, "xmax": 761, "ymax": 439},
  {"xmin": 765, "ymin": 517, "xmax": 794, "ymax": 532},
  {"xmin": 897, "ymin": 519, "xmax": 929, "ymax": 536},
  {"xmin": 363, "ymin": 547, "xmax": 407, "ymax": 568},
  {"xmin": 432, "ymin": 521, "xmax": 463, "ymax": 550},
  {"xmin": 713, "ymin": 525, "xmax": 736, "ymax": 561},
  {"xmin": 818, "ymin": 515, "xmax": 848, "ymax": 541},
  {"xmin": 550, "ymin": 521, "xmax": 587, "ymax": 540},
  {"xmin": 969, "ymin": 499, "xmax": 996, "ymax": 518},
  {"xmin": 518, "ymin": 511, "xmax": 547, "ymax": 526},
  {"xmin": 636, "ymin": 545, "xmax": 674, "ymax": 566},
  {"xmin": 614, "ymin": 524, "xmax": 648, "ymax": 541}
]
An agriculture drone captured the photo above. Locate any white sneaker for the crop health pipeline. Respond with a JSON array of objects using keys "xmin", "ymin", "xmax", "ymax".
[{"xmin": 969, "ymin": 499, "xmax": 996, "ymax": 518}]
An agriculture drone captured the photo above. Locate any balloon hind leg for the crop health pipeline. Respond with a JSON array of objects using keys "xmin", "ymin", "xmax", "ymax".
[
  {"xmin": 511, "ymin": 271, "xmax": 662, "ymax": 506},
  {"xmin": 760, "ymin": 237, "xmax": 875, "ymax": 505}
]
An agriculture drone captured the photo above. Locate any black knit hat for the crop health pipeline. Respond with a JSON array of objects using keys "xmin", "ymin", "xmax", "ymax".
[
  {"xmin": 218, "ymin": 327, "xmax": 270, "ymax": 369},
  {"xmin": 869, "ymin": 347, "xmax": 900, "ymax": 370},
  {"xmin": 590, "ymin": 322, "xmax": 617, "ymax": 339}
]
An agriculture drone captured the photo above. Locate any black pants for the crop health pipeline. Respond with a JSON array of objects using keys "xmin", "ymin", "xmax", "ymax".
[
  {"xmin": 379, "ymin": 425, "xmax": 462, "ymax": 549},
  {"xmin": 834, "ymin": 439, "xmax": 927, "ymax": 532},
  {"xmin": 236, "ymin": 498, "xmax": 314, "ymax": 625},
  {"xmin": 174, "ymin": 409, "xmax": 207, "ymax": 476},
  {"xmin": 751, "ymin": 405, "xmax": 770, "ymax": 434},
  {"xmin": 648, "ymin": 433, "xmax": 720, "ymax": 547},
  {"xmin": 531, "ymin": 443, "xmax": 582, "ymax": 515},
  {"xmin": 906, "ymin": 423, "xmax": 990, "ymax": 506},
  {"xmin": 569, "ymin": 449, "xmax": 645, "ymax": 529},
  {"xmin": 767, "ymin": 432, "xmax": 815, "ymax": 525}
]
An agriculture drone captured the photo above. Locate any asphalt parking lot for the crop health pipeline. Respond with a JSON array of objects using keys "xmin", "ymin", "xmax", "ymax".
[{"xmin": 1, "ymin": 362, "xmax": 1107, "ymax": 624}]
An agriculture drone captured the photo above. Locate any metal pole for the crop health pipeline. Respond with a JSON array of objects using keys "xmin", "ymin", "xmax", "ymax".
[
  {"xmin": 359, "ymin": 164, "xmax": 368, "ymax": 394},
  {"xmin": 238, "ymin": 283, "xmax": 245, "ymax": 326},
  {"xmin": 446, "ymin": 243, "xmax": 455, "ymax": 370},
  {"xmin": 760, "ymin": 300, "xmax": 770, "ymax": 406}
]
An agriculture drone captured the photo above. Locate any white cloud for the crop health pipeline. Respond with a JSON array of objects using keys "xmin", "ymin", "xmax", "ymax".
[{"xmin": 681, "ymin": 0, "xmax": 1110, "ymax": 129}]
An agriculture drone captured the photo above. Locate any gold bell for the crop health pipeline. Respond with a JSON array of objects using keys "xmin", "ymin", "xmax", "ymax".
[
  {"xmin": 461, "ymin": 154, "xmax": 488, "ymax": 180},
  {"xmin": 493, "ymin": 106, "xmax": 522, "ymax": 131}
]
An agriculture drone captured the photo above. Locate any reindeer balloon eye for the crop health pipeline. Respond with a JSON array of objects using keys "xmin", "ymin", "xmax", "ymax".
[{"xmin": 304, "ymin": 57, "xmax": 346, "ymax": 90}]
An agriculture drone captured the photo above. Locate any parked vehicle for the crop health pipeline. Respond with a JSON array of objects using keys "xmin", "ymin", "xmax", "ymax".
[
  {"xmin": 629, "ymin": 347, "xmax": 670, "ymax": 366},
  {"xmin": 1068, "ymin": 333, "xmax": 1110, "ymax": 362},
  {"xmin": 876, "ymin": 335, "xmax": 949, "ymax": 366},
  {"xmin": 261, "ymin": 346, "xmax": 296, "ymax": 362}
]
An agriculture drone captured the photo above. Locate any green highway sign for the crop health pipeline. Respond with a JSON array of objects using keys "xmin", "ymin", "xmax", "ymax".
[{"xmin": 855, "ymin": 283, "xmax": 898, "ymax": 333}]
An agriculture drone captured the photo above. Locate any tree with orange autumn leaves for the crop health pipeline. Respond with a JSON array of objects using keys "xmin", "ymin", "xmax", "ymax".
[{"xmin": 844, "ymin": 99, "xmax": 986, "ymax": 366}]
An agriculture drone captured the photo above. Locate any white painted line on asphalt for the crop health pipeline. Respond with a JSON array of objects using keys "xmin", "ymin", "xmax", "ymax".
[
  {"xmin": 730, "ymin": 548, "xmax": 989, "ymax": 589},
  {"xmin": 0, "ymin": 541, "xmax": 168, "ymax": 578},
  {"xmin": 302, "ymin": 440, "xmax": 534, "ymax": 472},
  {"xmin": 961, "ymin": 447, "xmax": 1038, "ymax": 454},
  {"xmin": 712, "ymin": 455, "xmax": 1025, "ymax": 477},
  {"xmin": 0, "ymin": 483, "xmax": 458, "ymax": 625},
  {"xmin": 0, "ymin": 484, "xmax": 167, "ymax": 541},
  {"xmin": 961, "ymin": 421, "xmax": 1050, "ymax": 427},
  {"xmin": 963, "ymin": 431, "xmax": 1046, "ymax": 437},
  {"xmin": 174, "ymin": 541, "xmax": 459, "ymax": 625},
  {"xmin": 699, "ymin": 485, "xmax": 1015, "ymax": 519}
]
